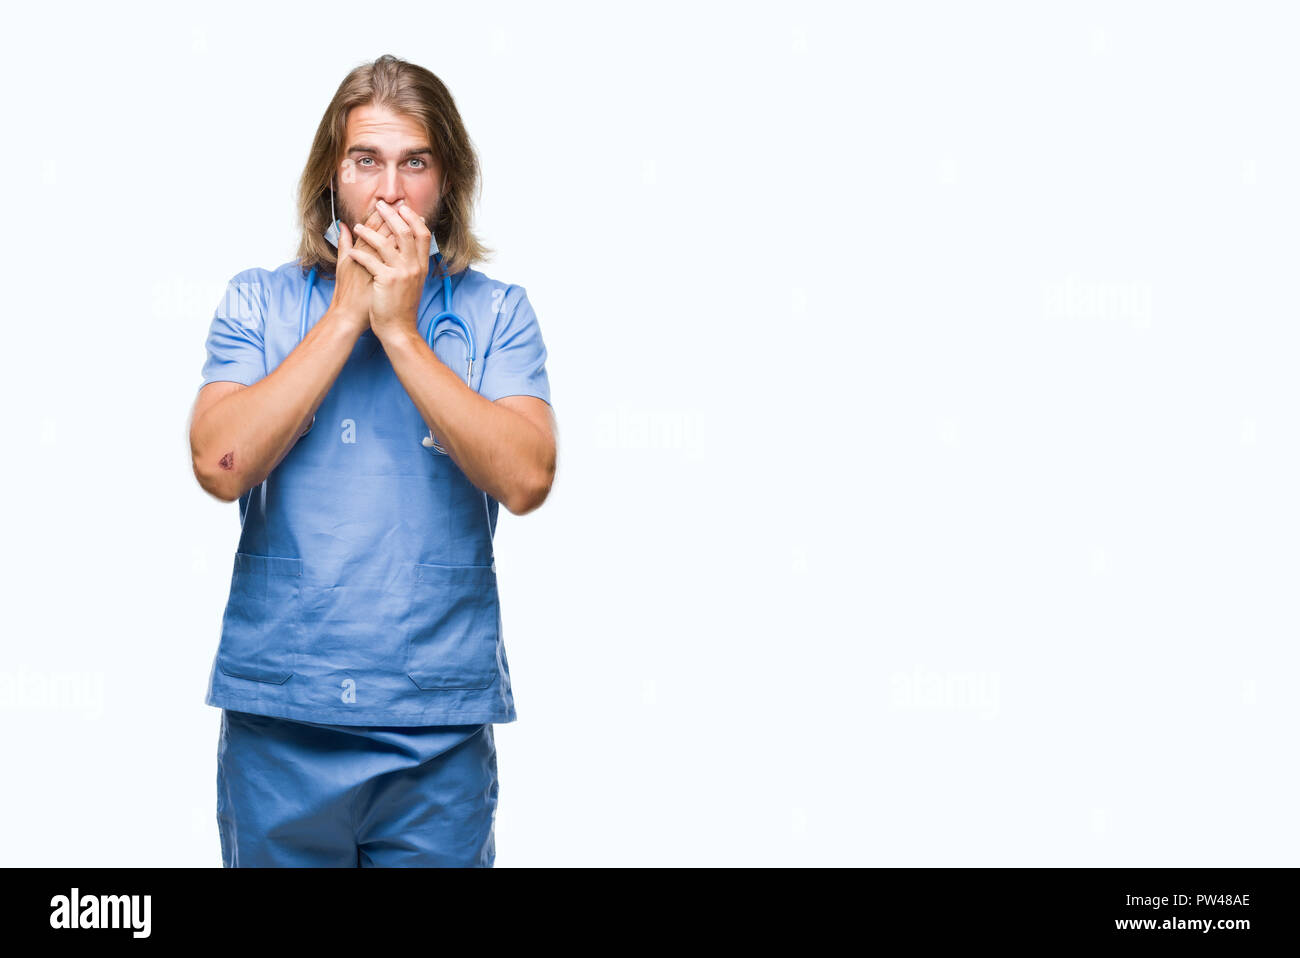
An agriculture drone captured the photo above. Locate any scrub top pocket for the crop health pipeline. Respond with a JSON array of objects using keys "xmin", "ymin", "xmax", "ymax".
[
  {"xmin": 217, "ymin": 552, "xmax": 303, "ymax": 685},
  {"xmin": 405, "ymin": 562, "xmax": 501, "ymax": 691}
]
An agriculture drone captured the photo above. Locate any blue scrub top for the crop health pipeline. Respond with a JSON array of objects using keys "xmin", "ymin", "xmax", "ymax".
[{"xmin": 197, "ymin": 257, "xmax": 551, "ymax": 725}]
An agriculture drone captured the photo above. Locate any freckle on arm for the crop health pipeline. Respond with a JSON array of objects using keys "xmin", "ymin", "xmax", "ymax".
[{"xmin": 219, "ymin": 452, "xmax": 235, "ymax": 471}]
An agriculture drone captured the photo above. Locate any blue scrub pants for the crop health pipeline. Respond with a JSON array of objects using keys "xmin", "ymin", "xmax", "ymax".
[{"xmin": 216, "ymin": 709, "xmax": 498, "ymax": 867}]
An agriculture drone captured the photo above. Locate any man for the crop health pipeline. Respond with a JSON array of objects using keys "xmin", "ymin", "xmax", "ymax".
[{"xmin": 188, "ymin": 55, "xmax": 557, "ymax": 867}]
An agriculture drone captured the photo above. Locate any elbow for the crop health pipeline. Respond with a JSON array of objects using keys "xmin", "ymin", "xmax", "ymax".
[
  {"xmin": 191, "ymin": 452, "xmax": 243, "ymax": 503},
  {"xmin": 189, "ymin": 419, "xmax": 250, "ymax": 503},
  {"xmin": 505, "ymin": 463, "xmax": 555, "ymax": 516},
  {"xmin": 504, "ymin": 485, "xmax": 546, "ymax": 516},
  {"xmin": 194, "ymin": 465, "xmax": 239, "ymax": 502}
]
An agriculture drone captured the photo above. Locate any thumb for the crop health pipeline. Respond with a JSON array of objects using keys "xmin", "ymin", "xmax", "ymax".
[{"xmin": 335, "ymin": 223, "xmax": 353, "ymax": 266}]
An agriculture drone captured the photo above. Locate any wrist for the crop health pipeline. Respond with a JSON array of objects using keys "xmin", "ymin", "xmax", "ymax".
[
  {"xmin": 323, "ymin": 306, "xmax": 369, "ymax": 338},
  {"xmin": 376, "ymin": 322, "xmax": 424, "ymax": 354}
]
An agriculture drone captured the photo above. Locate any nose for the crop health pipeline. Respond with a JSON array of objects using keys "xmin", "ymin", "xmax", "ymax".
[{"xmin": 377, "ymin": 164, "xmax": 403, "ymax": 207}]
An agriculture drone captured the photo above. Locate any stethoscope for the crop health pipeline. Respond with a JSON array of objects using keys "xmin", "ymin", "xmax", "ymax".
[{"xmin": 301, "ymin": 186, "xmax": 475, "ymax": 455}]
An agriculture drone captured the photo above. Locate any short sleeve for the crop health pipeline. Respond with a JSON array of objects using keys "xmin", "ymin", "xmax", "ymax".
[
  {"xmin": 198, "ymin": 269, "xmax": 268, "ymax": 391},
  {"xmin": 477, "ymin": 285, "xmax": 552, "ymax": 406}
]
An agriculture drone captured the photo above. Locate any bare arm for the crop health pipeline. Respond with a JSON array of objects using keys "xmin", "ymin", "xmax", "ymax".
[
  {"xmin": 347, "ymin": 201, "xmax": 556, "ymax": 515},
  {"xmin": 380, "ymin": 330, "xmax": 557, "ymax": 515},
  {"xmin": 190, "ymin": 214, "xmax": 391, "ymax": 502},
  {"xmin": 189, "ymin": 307, "xmax": 363, "ymax": 502}
]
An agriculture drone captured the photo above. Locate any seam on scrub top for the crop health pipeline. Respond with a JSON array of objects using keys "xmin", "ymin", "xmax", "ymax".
[
  {"xmin": 483, "ymin": 283, "xmax": 515, "ymax": 366},
  {"xmin": 248, "ymin": 269, "xmax": 269, "ymax": 380},
  {"xmin": 205, "ymin": 694, "xmax": 513, "ymax": 723}
]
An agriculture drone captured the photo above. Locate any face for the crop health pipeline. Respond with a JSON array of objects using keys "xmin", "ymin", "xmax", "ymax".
[{"xmin": 334, "ymin": 103, "xmax": 443, "ymax": 245}]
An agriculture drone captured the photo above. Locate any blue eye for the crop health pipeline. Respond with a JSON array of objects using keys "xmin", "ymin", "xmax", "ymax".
[{"xmin": 354, "ymin": 156, "xmax": 425, "ymax": 169}]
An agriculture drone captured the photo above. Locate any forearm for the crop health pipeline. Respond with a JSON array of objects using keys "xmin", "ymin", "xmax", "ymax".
[
  {"xmin": 380, "ymin": 327, "xmax": 551, "ymax": 514},
  {"xmin": 192, "ymin": 309, "xmax": 362, "ymax": 501}
]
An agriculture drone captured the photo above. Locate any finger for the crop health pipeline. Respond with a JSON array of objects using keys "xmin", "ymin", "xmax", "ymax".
[
  {"xmin": 396, "ymin": 201, "xmax": 427, "ymax": 229},
  {"xmin": 396, "ymin": 203, "xmax": 431, "ymax": 261},
  {"xmin": 342, "ymin": 226, "xmax": 377, "ymax": 271},
  {"xmin": 342, "ymin": 222, "xmax": 372, "ymax": 255},
  {"xmin": 345, "ymin": 208, "xmax": 393, "ymax": 260},
  {"xmin": 351, "ymin": 217, "xmax": 379, "ymax": 254},
  {"xmin": 352, "ymin": 223, "xmax": 397, "ymax": 266},
  {"xmin": 344, "ymin": 244, "xmax": 383, "ymax": 276},
  {"xmin": 397, "ymin": 200, "xmax": 425, "ymax": 227},
  {"xmin": 374, "ymin": 199, "xmax": 412, "ymax": 254},
  {"xmin": 365, "ymin": 208, "xmax": 393, "ymax": 240},
  {"xmin": 336, "ymin": 223, "xmax": 362, "ymax": 264}
]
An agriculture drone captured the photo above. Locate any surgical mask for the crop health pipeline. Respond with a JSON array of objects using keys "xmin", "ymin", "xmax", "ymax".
[{"xmin": 323, "ymin": 180, "xmax": 341, "ymax": 248}]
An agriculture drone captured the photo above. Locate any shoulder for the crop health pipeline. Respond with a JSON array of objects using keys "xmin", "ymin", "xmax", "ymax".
[
  {"xmin": 225, "ymin": 260, "xmax": 315, "ymax": 291},
  {"xmin": 454, "ymin": 266, "xmax": 527, "ymax": 300},
  {"xmin": 269, "ymin": 260, "xmax": 314, "ymax": 287},
  {"xmin": 239, "ymin": 261, "xmax": 316, "ymax": 303},
  {"xmin": 224, "ymin": 263, "xmax": 287, "ymax": 286},
  {"xmin": 454, "ymin": 267, "xmax": 537, "ymax": 328},
  {"xmin": 220, "ymin": 264, "xmax": 290, "ymax": 303}
]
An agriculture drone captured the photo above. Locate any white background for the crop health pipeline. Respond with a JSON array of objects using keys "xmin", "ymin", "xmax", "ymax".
[{"xmin": 1, "ymin": 0, "xmax": 1295, "ymax": 866}]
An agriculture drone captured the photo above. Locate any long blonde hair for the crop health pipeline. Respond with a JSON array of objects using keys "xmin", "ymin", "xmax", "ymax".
[{"xmin": 295, "ymin": 54, "xmax": 492, "ymax": 280}]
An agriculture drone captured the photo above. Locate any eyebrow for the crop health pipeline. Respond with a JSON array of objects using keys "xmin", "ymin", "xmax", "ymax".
[{"xmin": 346, "ymin": 145, "xmax": 435, "ymax": 159}]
